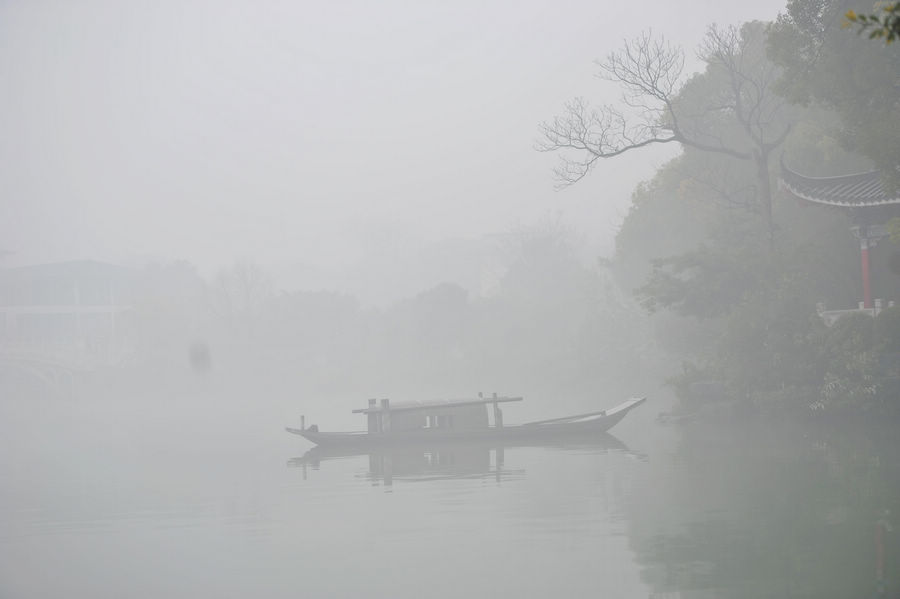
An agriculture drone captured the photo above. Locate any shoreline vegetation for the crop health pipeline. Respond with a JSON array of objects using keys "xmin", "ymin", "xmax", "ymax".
[{"xmin": 586, "ymin": 0, "xmax": 900, "ymax": 418}]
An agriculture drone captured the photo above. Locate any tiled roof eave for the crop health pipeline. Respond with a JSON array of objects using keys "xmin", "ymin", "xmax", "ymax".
[
  {"xmin": 781, "ymin": 180, "xmax": 900, "ymax": 207},
  {"xmin": 779, "ymin": 162, "xmax": 900, "ymax": 207}
]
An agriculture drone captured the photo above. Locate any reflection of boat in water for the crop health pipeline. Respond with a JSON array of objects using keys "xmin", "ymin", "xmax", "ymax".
[
  {"xmin": 287, "ymin": 433, "xmax": 633, "ymax": 486},
  {"xmin": 285, "ymin": 395, "xmax": 646, "ymax": 449}
]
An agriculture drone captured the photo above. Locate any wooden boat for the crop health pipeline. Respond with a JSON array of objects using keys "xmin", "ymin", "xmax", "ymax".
[{"xmin": 285, "ymin": 394, "xmax": 646, "ymax": 448}]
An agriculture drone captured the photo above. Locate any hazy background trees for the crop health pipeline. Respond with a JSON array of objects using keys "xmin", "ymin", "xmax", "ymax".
[{"xmin": 92, "ymin": 221, "xmax": 659, "ymax": 407}]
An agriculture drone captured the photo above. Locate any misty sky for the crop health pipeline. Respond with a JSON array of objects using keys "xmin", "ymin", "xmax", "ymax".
[{"xmin": 2, "ymin": 0, "xmax": 787, "ymax": 292}]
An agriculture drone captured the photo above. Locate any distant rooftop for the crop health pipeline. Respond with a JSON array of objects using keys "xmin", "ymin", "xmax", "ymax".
[
  {"xmin": 352, "ymin": 396, "xmax": 523, "ymax": 414},
  {"xmin": 0, "ymin": 260, "xmax": 131, "ymax": 280},
  {"xmin": 780, "ymin": 163, "xmax": 900, "ymax": 208}
]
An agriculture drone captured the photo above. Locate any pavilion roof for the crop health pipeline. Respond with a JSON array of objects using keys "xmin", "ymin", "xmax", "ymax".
[
  {"xmin": 0, "ymin": 260, "xmax": 132, "ymax": 281},
  {"xmin": 779, "ymin": 164, "xmax": 900, "ymax": 207}
]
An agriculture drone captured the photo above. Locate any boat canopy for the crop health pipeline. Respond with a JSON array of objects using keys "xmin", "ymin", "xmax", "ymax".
[
  {"xmin": 353, "ymin": 395, "xmax": 523, "ymax": 433},
  {"xmin": 351, "ymin": 396, "xmax": 523, "ymax": 414}
]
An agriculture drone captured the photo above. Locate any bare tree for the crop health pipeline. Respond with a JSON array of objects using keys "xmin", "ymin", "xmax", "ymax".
[{"xmin": 537, "ymin": 24, "xmax": 792, "ymax": 245}]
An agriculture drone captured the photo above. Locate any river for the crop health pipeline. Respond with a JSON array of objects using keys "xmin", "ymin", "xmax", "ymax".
[{"xmin": 0, "ymin": 387, "xmax": 897, "ymax": 598}]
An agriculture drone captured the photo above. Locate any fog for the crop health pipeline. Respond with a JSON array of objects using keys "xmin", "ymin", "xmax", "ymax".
[
  {"xmin": 4, "ymin": 1, "xmax": 783, "ymax": 295},
  {"xmin": 3, "ymin": 1, "xmax": 899, "ymax": 598}
]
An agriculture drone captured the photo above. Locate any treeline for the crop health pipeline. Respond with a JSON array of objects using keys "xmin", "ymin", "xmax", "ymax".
[{"xmin": 120, "ymin": 223, "xmax": 660, "ymax": 399}]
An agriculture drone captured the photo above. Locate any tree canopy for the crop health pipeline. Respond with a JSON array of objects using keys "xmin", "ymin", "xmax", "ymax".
[
  {"xmin": 845, "ymin": 2, "xmax": 900, "ymax": 44},
  {"xmin": 769, "ymin": 0, "xmax": 900, "ymax": 188},
  {"xmin": 579, "ymin": 1, "xmax": 900, "ymax": 411}
]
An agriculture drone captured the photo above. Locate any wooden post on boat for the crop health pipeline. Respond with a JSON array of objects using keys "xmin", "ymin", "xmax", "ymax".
[
  {"xmin": 300, "ymin": 415, "xmax": 306, "ymax": 431},
  {"xmin": 380, "ymin": 398, "xmax": 391, "ymax": 432},
  {"xmin": 492, "ymin": 392, "xmax": 503, "ymax": 428},
  {"xmin": 367, "ymin": 398, "xmax": 378, "ymax": 433}
]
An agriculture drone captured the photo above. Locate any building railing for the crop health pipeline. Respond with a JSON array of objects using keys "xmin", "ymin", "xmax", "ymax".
[{"xmin": 816, "ymin": 299, "xmax": 895, "ymax": 327}]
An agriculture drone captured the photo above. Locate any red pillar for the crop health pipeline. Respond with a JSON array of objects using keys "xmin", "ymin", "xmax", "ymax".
[{"xmin": 861, "ymin": 237, "xmax": 873, "ymax": 309}]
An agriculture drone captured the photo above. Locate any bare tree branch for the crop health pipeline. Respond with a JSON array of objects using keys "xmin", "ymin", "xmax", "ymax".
[
  {"xmin": 538, "ymin": 26, "xmax": 792, "ymax": 245},
  {"xmin": 537, "ymin": 30, "xmax": 761, "ymax": 189}
]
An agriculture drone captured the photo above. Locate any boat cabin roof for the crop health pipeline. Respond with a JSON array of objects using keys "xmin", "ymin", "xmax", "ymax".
[{"xmin": 352, "ymin": 396, "xmax": 523, "ymax": 414}]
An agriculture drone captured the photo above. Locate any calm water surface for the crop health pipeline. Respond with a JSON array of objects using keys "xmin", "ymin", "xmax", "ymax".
[{"xmin": 1, "ymin": 392, "xmax": 898, "ymax": 598}]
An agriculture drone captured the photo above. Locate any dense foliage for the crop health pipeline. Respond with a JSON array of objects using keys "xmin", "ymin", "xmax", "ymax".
[
  {"xmin": 769, "ymin": 0, "xmax": 900, "ymax": 188},
  {"xmin": 606, "ymin": 0, "xmax": 900, "ymax": 415},
  {"xmin": 845, "ymin": 2, "xmax": 900, "ymax": 44}
]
